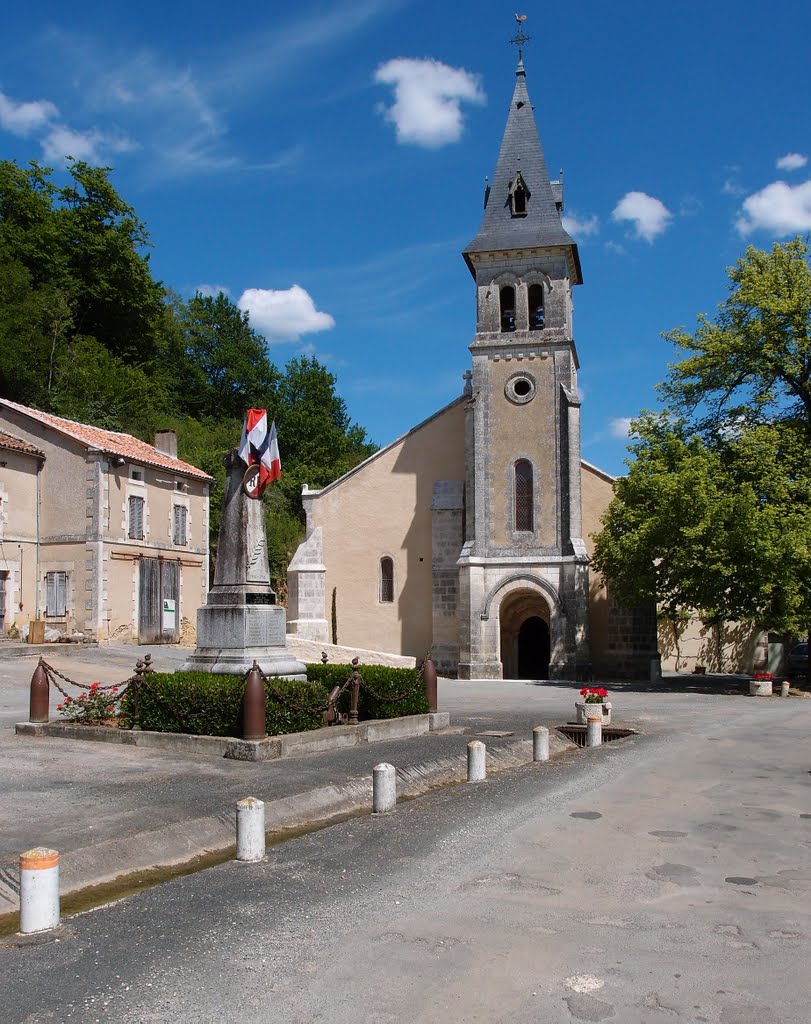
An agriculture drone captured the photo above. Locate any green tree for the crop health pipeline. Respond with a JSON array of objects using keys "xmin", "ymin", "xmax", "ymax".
[
  {"xmin": 591, "ymin": 415, "xmax": 811, "ymax": 634},
  {"xmin": 661, "ymin": 237, "xmax": 811, "ymax": 437},
  {"xmin": 172, "ymin": 292, "xmax": 279, "ymax": 420},
  {"xmin": 594, "ymin": 238, "xmax": 811, "ymax": 637}
]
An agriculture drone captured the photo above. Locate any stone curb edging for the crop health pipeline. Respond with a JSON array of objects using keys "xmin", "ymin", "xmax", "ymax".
[
  {"xmin": 0, "ymin": 730, "xmax": 576, "ymax": 912},
  {"xmin": 15, "ymin": 712, "xmax": 451, "ymax": 762}
]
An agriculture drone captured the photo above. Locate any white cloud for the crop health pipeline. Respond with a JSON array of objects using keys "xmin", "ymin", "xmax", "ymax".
[
  {"xmin": 612, "ymin": 191, "xmax": 672, "ymax": 242},
  {"xmin": 40, "ymin": 124, "xmax": 135, "ymax": 164},
  {"xmin": 776, "ymin": 152, "xmax": 807, "ymax": 171},
  {"xmin": 609, "ymin": 417, "xmax": 634, "ymax": 439},
  {"xmin": 736, "ymin": 179, "xmax": 811, "ymax": 235},
  {"xmin": 604, "ymin": 240, "xmax": 626, "ymax": 256},
  {"xmin": 374, "ymin": 57, "xmax": 484, "ymax": 148},
  {"xmin": 722, "ymin": 178, "xmax": 746, "ymax": 197},
  {"xmin": 196, "ymin": 284, "xmax": 231, "ymax": 298},
  {"xmin": 562, "ymin": 212, "xmax": 599, "ymax": 238},
  {"xmin": 0, "ymin": 91, "xmax": 58, "ymax": 136},
  {"xmin": 238, "ymin": 285, "xmax": 335, "ymax": 343}
]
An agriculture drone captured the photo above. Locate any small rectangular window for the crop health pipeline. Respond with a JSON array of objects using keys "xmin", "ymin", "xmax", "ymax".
[
  {"xmin": 45, "ymin": 571, "xmax": 67, "ymax": 617},
  {"xmin": 173, "ymin": 505, "xmax": 188, "ymax": 546},
  {"xmin": 380, "ymin": 557, "xmax": 394, "ymax": 603},
  {"xmin": 128, "ymin": 495, "xmax": 145, "ymax": 540},
  {"xmin": 130, "ymin": 468, "xmax": 143, "ymax": 482}
]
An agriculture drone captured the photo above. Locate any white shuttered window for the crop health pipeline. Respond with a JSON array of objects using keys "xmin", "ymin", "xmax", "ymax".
[
  {"xmin": 173, "ymin": 505, "xmax": 188, "ymax": 546},
  {"xmin": 128, "ymin": 496, "xmax": 145, "ymax": 540},
  {"xmin": 45, "ymin": 571, "xmax": 68, "ymax": 617}
]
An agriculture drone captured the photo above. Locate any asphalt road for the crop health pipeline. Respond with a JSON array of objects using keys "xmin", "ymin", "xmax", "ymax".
[{"xmin": 2, "ymin": 679, "xmax": 809, "ymax": 1024}]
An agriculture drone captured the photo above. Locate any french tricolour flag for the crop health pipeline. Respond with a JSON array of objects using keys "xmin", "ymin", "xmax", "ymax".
[{"xmin": 239, "ymin": 409, "xmax": 281, "ymax": 491}]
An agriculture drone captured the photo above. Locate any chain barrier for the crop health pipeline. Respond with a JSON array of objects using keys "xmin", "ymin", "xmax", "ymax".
[
  {"xmin": 254, "ymin": 663, "xmax": 357, "ymax": 715},
  {"xmin": 40, "ymin": 659, "xmax": 130, "ymax": 694},
  {"xmin": 42, "ymin": 651, "xmax": 424, "ymax": 729},
  {"xmin": 254, "ymin": 655, "xmax": 421, "ymax": 712}
]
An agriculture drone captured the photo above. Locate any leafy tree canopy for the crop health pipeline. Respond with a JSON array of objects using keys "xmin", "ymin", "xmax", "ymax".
[
  {"xmin": 0, "ymin": 159, "xmax": 377, "ymax": 582},
  {"xmin": 594, "ymin": 238, "xmax": 811, "ymax": 635},
  {"xmin": 661, "ymin": 237, "xmax": 811, "ymax": 437}
]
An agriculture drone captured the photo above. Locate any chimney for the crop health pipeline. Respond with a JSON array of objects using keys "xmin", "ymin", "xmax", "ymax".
[{"xmin": 154, "ymin": 429, "xmax": 177, "ymax": 458}]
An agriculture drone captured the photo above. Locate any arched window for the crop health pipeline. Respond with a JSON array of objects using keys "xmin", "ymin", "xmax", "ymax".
[
  {"xmin": 528, "ymin": 283, "xmax": 544, "ymax": 331},
  {"xmin": 500, "ymin": 286, "xmax": 516, "ymax": 333},
  {"xmin": 514, "ymin": 460, "xmax": 533, "ymax": 531},
  {"xmin": 379, "ymin": 557, "xmax": 394, "ymax": 603}
]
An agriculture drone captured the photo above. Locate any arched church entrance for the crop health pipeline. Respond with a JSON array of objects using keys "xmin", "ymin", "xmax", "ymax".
[{"xmin": 499, "ymin": 589, "xmax": 551, "ymax": 679}]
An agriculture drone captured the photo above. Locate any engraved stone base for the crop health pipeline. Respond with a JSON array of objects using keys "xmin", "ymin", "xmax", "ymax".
[
  {"xmin": 196, "ymin": 603, "xmax": 287, "ymax": 649},
  {"xmin": 180, "ymin": 646, "xmax": 306, "ymax": 679},
  {"xmin": 181, "ymin": 604, "xmax": 306, "ymax": 679}
]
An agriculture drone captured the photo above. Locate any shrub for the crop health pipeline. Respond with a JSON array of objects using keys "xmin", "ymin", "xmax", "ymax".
[
  {"xmin": 58, "ymin": 681, "xmax": 121, "ymax": 723},
  {"xmin": 120, "ymin": 672, "xmax": 329, "ymax": 737},
  {"xmin": 304, "ymin": 663, "xmax": 428, "ymax": 720}
]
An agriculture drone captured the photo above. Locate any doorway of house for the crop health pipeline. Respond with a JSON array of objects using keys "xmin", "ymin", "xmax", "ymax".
[{"xmin": 138, "ymin": 557, "xmax": 180, "ymax": 644}]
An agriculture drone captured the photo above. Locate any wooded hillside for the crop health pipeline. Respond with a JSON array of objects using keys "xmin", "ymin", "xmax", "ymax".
[{"xmin": 0, "ymin": 159, "xmax": 377, "ymax": 580}]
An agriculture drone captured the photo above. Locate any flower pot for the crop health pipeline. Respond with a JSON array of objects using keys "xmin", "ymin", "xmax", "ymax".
[
  {"xmin": 575, "ymin": 700, "xmax": 612, "ymax": 725},
  {"xmin": 749, "ymin": 679, "xmax": 773, "ymax": 696}
]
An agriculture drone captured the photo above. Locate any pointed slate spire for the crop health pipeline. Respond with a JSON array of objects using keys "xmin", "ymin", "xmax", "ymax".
[{"xmin": 464, "ymin": 60, "xmax": 581, "ymax": 283}]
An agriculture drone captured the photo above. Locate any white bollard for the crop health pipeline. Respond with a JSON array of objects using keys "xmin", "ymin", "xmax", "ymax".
[
  {"xmin": 372, "ymin": 763, "xmax": 397, "ymax": 814},
  {"xmin": 19, "ymin": 847, "xmax": 60, "ymax": 934},
  {"xmin": 236, "ymin": 797, "xmax": 265, "ymax": 862},
  {"xmin": 781, "ymin": 681, "xmax": 790, "ymax": 697},
  {"xmin": 586, "ymin": 715, "xmax": 602, "ymax": 748},
  {"xmin": 467, "ymin": 740, "xmax": 486, "ymax": 782},
  {"xmin": 532, "ymin": 725, "xmax": 550, "ymax": 762}
]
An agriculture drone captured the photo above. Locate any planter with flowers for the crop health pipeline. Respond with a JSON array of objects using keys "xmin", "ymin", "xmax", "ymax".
[
  {"xmin": 749, "ymin": 672, "xmax": 774, "ymax": 696},
  {"xmin": 575, "ymin": 687, "xmax": 612, "ymax": 725}
]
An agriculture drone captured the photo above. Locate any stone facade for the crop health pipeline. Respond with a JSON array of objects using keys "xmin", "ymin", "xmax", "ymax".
[{"xmin": 0, "ymin": 399, "xmax": 211, "ymax": 642}]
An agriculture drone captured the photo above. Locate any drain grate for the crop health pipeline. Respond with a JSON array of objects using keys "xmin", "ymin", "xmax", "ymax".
[{"xmin": 557, "ymin": 725, "xmax": 637, "ymax": 748}]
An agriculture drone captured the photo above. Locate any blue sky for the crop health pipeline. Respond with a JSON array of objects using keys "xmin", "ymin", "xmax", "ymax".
[{"xmin": 2, "ymin": 0, "xmax": 810, "ymax": 476}]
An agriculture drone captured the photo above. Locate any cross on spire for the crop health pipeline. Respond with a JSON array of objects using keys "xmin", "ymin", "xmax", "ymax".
[{"xmin": 510, "ymin": 13, "xmax": 531, "ymax": 62}]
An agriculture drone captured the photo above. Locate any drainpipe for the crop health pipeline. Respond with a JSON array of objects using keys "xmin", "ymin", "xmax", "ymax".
[{"xmin": 35, "ymin": 461, "xmax": 42, "ymax": 619}]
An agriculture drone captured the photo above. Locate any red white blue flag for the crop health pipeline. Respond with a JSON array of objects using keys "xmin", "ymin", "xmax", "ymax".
[{"xmin": 239, "ymin": 409, "xmax": 281, "ymax": 493}]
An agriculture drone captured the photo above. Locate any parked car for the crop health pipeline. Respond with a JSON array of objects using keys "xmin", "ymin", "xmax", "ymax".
[{"xmin": 787, "ymin": 642, "xmax": 808, "ymax": 675}]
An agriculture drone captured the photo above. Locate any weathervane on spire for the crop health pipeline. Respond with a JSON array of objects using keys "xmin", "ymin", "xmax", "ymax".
[{"xmin": 510, "ymin": 13, "xmax": 531, "ymax": 61}]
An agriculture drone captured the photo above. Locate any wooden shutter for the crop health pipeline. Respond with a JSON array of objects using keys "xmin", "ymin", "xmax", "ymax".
[
  {"xmin": 46, "ymin": 571, "xmax": 67, "ymax": 616},
  {"xmin": 129, "ymin": 496, "xmax": 144, "ymax": 540},
  {"xmin": 173, "ymin": 505, "xmax": 187, "ymax": 546}
]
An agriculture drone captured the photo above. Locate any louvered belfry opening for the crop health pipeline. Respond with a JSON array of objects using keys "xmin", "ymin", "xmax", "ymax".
[
  {"xmin": 528, "ymin": 282, "xmax": 544, "ymax": 330},
  {"xmin": 500, "ymin": 285, "xmax": 516, "ymax": 332},
  {"xmin": 514, "ymin": 459, "xmax": 533, "ymax": 531}
]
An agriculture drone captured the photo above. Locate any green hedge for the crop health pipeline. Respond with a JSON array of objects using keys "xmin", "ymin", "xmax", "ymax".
[
  {"xmin": 305, "ymin": 663, "xmax": 429, "ymax": 720},
  {"xmin": 120, "ymin": 672, "xmax": 329, "ymax": 737},
  {"xmin": 118, "ymin": 664, "xmax": 428, "ymax": 737}
]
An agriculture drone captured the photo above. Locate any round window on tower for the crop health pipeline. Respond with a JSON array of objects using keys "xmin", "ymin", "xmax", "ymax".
[{"xmin": 505, "ymin": 372, "xmax": 537, "ymax": 405}]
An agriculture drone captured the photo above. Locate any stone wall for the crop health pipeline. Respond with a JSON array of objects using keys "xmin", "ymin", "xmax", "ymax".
[{"xmin": 431, "ymin": 480, "xmax": 464, "ymax": 675}]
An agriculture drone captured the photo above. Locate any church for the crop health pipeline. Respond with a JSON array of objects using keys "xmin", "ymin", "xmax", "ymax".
[{"xmin": 286, "ymin": 53, "xmax": 658, "ymax": 680}]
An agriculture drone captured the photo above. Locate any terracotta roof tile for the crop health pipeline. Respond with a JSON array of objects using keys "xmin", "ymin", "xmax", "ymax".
[
  {"xmin": 0, "ymin": 430, "xmax": 45, "ymax": 459},
  {"xmin": 0, "ymin": 399, "xmax": 213, "ymax": 481}
]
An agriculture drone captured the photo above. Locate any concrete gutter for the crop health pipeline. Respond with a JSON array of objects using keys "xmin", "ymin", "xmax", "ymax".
[
  {"xmin": 15, "ymin": 712, "xmax": 452, "ymax": 762},
  {"xmin": 0, "ymin": 728, "xmax": 575, "ymax": 909},
  {"xmin": 0, "ymin": 642, "xmax": 99, "ymax": 659}
]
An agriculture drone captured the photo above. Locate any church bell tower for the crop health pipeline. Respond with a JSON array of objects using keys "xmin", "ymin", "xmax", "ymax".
[{"xmin": 456, "ymin": 39, "xmax": 591, "ymax": 680}]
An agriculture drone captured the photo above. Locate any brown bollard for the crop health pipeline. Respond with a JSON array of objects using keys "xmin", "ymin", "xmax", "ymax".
[
  {"xmin": 29, "ymin": 660, "xmax": 49, "ymax": 723},
  {"xmin": 242, "ymin": 662, "xmax": 267, "ymax": 741},
  {"xmin": 349, "ymin": 662, "xmax": 360, "ymax": 726},
  {"xmin": 422, "ymin": 651, "xmax": 438, "ymax": 712}
]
